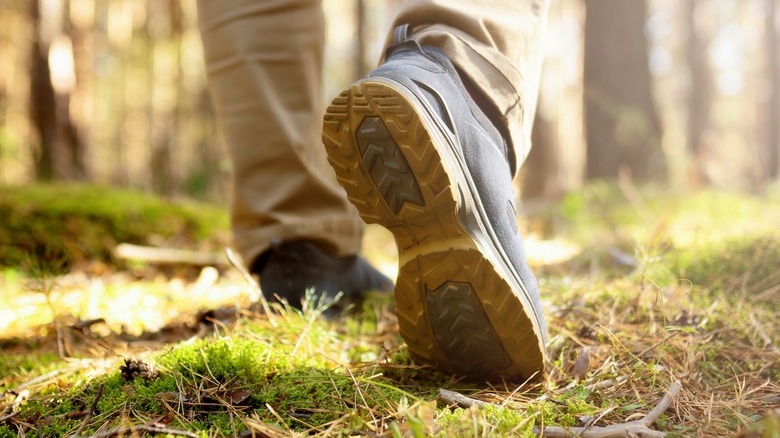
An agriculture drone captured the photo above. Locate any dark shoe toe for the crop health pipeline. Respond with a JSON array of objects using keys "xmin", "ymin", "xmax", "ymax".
[{"xmin": 253, "ymin": 240, "xmax": 393, "ymax": 310}]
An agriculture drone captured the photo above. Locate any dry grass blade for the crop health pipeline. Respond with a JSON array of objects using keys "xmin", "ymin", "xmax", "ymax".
[
  {"xmin": 265, "ymin": 402, "xmax": 290, "ymax": 431},
  {"xmin": 71, "ymin": 383, "xmax": 104, "ymax": 437},
  {"xmin": 244, "ymin": 413, "xmax": 291, "ymax": 438},
  {"xmin": 225, "ymin": 247, "xmax": 277, "ymax": 328},
  {"xmin": 88, "ymin": 425, "xmax": 199, "ymax": 438},
  {"xmin": 584, "ymin": 376, "xmax": 628, "ymax": 391},
  {"xmin": 8, "ymin": 367, "xmax": 70, "ymax": 393}
]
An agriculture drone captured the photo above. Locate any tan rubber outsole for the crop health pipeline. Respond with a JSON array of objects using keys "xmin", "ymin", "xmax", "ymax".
[{"xmin": 322, "ymin": 80, "xmax": 544, "ymax": 382}]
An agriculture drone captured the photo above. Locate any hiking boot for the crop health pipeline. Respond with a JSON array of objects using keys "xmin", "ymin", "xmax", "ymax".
[
  {"xmin": 322, "ymin": 25, "xmax": 546, "ymax": 381},
  {"xmin": 252, "ymin": 240, "xmax": 393, "ymax": 310}
]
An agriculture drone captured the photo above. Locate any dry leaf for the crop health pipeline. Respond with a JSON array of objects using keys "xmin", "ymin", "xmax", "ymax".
[
  {"xmin": 573, "ymin": 346, "xmax": 591, "ymax": 380},
  {"xmin": 227, "ymin": 389, "xmax": 252, "ymax": 405}
]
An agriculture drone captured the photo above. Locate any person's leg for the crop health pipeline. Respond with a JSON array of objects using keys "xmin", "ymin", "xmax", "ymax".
[
  {"xmin": 197, "ymin": 0, "xmax": 363, "ymax": 265},
  {"xmin": 389, "ymin": 0, "xmax": 550, "ymax": 173},
  {"xmin": 322, "ymin": 0, "xmax": 550, "ymax": 381},
  {"xmin": 198, "ymin": 0, "xmax": 391, "ymax": 305}
]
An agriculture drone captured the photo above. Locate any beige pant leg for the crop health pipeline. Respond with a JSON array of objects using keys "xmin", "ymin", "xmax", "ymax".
[
  {"xmin": 198, "ymin": 0, "xmax": 363, "ymax": 267},
  {"xmin": 389, "ymin": 0, "xmax": 550, "ymax": 173}
]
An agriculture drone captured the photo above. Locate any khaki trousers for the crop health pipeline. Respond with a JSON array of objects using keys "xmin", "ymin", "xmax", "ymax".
[{"xmin": 198, "ymin": 0, "xmax": 549, "ymax": 268}]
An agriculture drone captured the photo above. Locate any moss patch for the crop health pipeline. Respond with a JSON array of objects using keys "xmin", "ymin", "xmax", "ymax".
[
  {"xmin": 0, "ymin": 351, "xmax": 63, "ymax": 381},
  {"xmin": 1, "ymin": 333, "xmax": 420, "ymax": 437},
  {"xmin": 0, "ymin": 183, "xmax": 228, "ymax": 270},
  {"xmin": 670, "ymin": 234, "xmax": 780, "ymax": 298},
  {"xmin": 2, "ymin": 186, "xmax": 778, "ymax": 437}
]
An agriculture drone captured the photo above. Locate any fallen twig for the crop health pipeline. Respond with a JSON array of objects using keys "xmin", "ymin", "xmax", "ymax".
[
  {"xmin": 10, "ymin": 368, "xmax": 69, "ymax": 393},
  {"xmin": 88, "ymin": 425, "xmax": 198, "ymax": 438},
  {"xmin": 438, "ymin": 381, "xmax": 683, "ymax": 438},
  {"xmin": 536, "ymin": 380, "xmax": 683, "ymax": 437},
  {"xmin": 437, "ymin": 388, "xmax": 490, "ymax": 409},
  {"xmin": 562, "ymin": 375, "xmax": 629, "ymax": 392},
  {"xmin": 584, "ymin": 376, "xmax": 628, "ymax": 391},
  {"xmin": 114, "ymin": 243, "xmax": 228, "ymax": 266},
  {"xmin": 0, "ymin": 391, "xmax": 27, "ymax": 423},
  {"xmin": 72, "ymin": 383, "xmax": 104, "ymax": 437},
  {"xmin": 2, "ymin": 390, "xmax": 29, "ymax": 418},
  {"xmin": 0, "ymin": 410, "xmax": 20, "ymax": 423}
]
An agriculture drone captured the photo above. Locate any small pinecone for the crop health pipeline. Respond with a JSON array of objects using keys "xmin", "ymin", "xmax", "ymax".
[{"xmin": 120, "ymin": 358, "xmax": 159, "ymax": 382}]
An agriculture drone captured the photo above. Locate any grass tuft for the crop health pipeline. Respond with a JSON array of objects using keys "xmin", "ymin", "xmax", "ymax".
[{"xmin": 1, "ymin": 186, "xmax": 778, "ymax": 436}]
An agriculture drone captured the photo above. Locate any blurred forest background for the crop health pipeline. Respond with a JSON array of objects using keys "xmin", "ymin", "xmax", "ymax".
[{"xmin": 0, "ymin": 0, "xmax": 778, "ymax": 203}]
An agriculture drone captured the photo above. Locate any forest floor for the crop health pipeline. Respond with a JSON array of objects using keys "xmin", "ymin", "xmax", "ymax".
[{"xmin": 1, "ymin": 183, "xmax": 779, "ymax": 437}]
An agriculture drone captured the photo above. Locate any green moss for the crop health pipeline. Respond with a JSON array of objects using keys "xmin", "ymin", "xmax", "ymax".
[
  {"xmin": 670, "ymin": 234, "xmax": 780, "ymax": 298},
  {"xmin": 5, "ymin": 186, "xmax": 777, "ymax": 436},
  {"xmin": 3, "ymin": 394, "xmax": 83, "ymax": 436},
  {"xmin": 553, "ymin": 186, "xmax": 780, "ymax": 254},
  {"xmin": 150, "ymin": 337, "xmax": 281, "ymax": 385},
  {"xmin": 436, "ymin": 404, "xmax": 536, "ymax": 437},
  {"xmin": 8, "ymin": 341, "xmax": 408, "ymax": 435},
  {"xmin": 0, "ymin": 352, "xmax": 63, "ymax": 386},
  {"xmin": 0, "ymin": 183, "xmax": 228, "ymax": 269},
  {"xmin": 555, "ymin": 181, "xmax": 643, "ymax": 244}
]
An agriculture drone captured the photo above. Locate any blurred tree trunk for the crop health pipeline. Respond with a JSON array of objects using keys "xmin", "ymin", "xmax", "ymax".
[
  {"xmin": 29, "ymin": 0, "xmax": 57, "ymax": 180},
  {"xmin": 583, "ymin": 0, "xmax": 664, "ymax": 181},
  {"xmin": 169, "ymin": 0, "xmax": 184, "ymax": 196},
  {"xmin": 29, "ymin": 0, "xmax": 84, "ymax": 181},
  {"xmin": 686, "ymin": 0, "xmax": 712, "ymax": 185},
  {"xmin": 523, "ymin": 104, "xmax": 562, "ymax": 199},
  {"xmin": 767, "ymin": 0, "xmax": 779, "ymax": 180},
  {"xmin": 63, "ymin": 0, "xmax": 86, "ymax": 180},
  {"xmin": 149, "ymin": 0, "xmax": 181, "ymax": 196}
]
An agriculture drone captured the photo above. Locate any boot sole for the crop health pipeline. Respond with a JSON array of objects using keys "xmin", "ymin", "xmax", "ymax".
[{"xmin": 322, "ymin": 80, "xmax": 544, "ymax": 381}]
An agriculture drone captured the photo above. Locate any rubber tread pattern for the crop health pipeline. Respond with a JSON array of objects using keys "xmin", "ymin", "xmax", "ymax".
[
  {"xmin": 355, "ymin": 117, "xmax": 424, "ymax": 214},
  {"xmin": 426, "ymin": 281, "xmax": 512, "ymax": 377},
  {"xmin": 322, "ymin": 81, "xmax": 543, "ymax": 381}
]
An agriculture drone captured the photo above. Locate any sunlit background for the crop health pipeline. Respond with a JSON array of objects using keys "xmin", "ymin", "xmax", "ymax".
[{"xmin": 0, "ymin": 0, "xmax": 778, "ymax": 199}]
